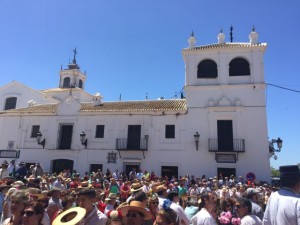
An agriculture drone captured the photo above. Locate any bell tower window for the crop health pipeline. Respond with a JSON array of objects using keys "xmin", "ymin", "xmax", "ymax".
[
  {"xmin": 63, "ymin": 77, "xmax": 71, "ymax": 88},
  {"xmin": 229, "ymin": 58, "xmax": 250, "ymax": 76},
  {"xmin": 79, "ymin": 79, "xmax": 83, "ymax": 88},
  {"xmin": 197, "ymin": 59, "xmax": 218, "ymax": 78}
]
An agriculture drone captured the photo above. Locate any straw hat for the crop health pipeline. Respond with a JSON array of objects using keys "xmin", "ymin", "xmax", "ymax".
[
  {"xmin": 52, "ymin": 207, "xmax": 86, "ymax": 225},
  {"xmin": 119, "ymin": 201, "xmax": 151, "ymax": 220},
  {"xmin": 130, "ymin": 183, "xmax": 143, "ymax": 193},
  {"xmin": 105, "ymin": 193, "xmax": 117, "ymax": 201}
]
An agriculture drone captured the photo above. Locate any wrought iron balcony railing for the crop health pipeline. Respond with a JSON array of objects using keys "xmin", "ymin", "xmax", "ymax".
[
  {"xmin": 208, "ymin": 139, "xmax": 245, "ymax": 152},
  {"xmin": 116, "ymin": 138, "xmax": 148, "ymax": 151}
]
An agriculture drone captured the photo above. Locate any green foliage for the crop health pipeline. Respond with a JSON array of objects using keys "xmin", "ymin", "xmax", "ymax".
[{"xmin": 271, "ymin": 166, "xmax": 280, "ymax": 177}]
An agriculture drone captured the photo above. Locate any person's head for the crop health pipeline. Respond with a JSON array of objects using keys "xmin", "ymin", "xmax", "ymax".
[
  {"xmin": 155, "ymin": 185, "xmax": 167, "ymax": 197},
  {"xmin": 134, "ymin": 191, "xmax": 147, "ymax": 203},
  {"xmin": 105, "ymin": 193, "xmax": 117, "ymax": 205},
  {"xmin": 221, "ymin": 199, "xmax": 232, "ymax": 212},
  {"xmin": 166, "ymin": 191, "xmax": 179, "ymax": 203},
  {"xmin": 77, "ymin": 188, "xmax": 96, "ymax": 212},
  {"xmin": 10, "ymin": 190, "xmax": 30, "ymax": 216},
  {"xmin": 245, "ymin": 188, "xmax": 259, "ymax": 203},
  {"xmin": 62, "ymin": 196, "xmax": 75, "ymax": 210},
  {"xmin": 119, "ymin": 201, "xmax": 151, "ymax": 225},
  {"xmin": 235, "ymin": 197, "xmax": 252, "ymax": 218},
  {"xmin": 148, "ymin": 193, "xmax": 159, "ymax": 210},
  {"xmin": 279, "ymin": 165, "xmax": 300, "ymax": 192},
  {"xmin": 199, "ymin": 192, "xmax": 216, "ymax": 212},
  {"xmin": 21, "ymin": 201, "xmax": 44, "ymax": 225},
  {"xmin": 154, "ymin": 200, "xmax": 179, "ymax": 225},
  {"xmin": 50, "ymin": 188, "xmax": 61, "ymax": 199}
]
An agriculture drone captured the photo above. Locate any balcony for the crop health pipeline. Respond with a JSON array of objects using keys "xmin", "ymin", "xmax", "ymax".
[
  {"xmin": 208, "ymin": 139, "xmax": 245, "ymax": 163},
  {"xmin": 208, "ymin": 139, "xmax": 245, "ymax": 152},
  {"xmin": 116, "ymin": 138, "xmax": 148, "ymax": 158}
]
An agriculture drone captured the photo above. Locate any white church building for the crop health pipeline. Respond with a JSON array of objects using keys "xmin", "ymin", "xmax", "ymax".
[{"xmin": 0, "ymin": 29, "xmax": 271, "ymax": 182}]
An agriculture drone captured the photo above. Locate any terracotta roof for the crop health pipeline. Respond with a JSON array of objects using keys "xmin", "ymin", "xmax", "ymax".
[
  {"xmin": 0, "ymin": 99, "xmax": 186, "ymax": 114},
  {"xmin": 41, "ymin": 87, "xmax": 81, "ymax": 92},
  {"xmin": 81, "ymin": 99, "xmax": 186, "ymax": 112},
  {"xmin": 183, "ymin": 42, "xmax": 267, "ymax": 51},
  {"xmin": 0, "ymin": 104, "xmax": 57, "ymax": 114}
]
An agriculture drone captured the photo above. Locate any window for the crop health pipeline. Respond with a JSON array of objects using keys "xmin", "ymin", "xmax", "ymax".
[
  {"xmin": 229, "ymin": 58, "xmax": 250, "ymax": 76},
  {"xmin": 95, "ymin": 125, "xmax": 105, "ymax": 138},
  {"xmin": 197, "ymin": 59, "xmax": 218, "ymax": 78},
  {"xmin": 4, "ymin": 97, "xmax": 17, "ymax": 110},
  {"xmin": 217, "ymin": 120, "xmax": 233, "ymax": 151},
  {"xmin": 161, "ymin": 166, "xmax": 178, "ymax": 179},
  {"xmin": 31, "ymin": 125, "xmax": 40, "ymax": 138},
  {"xmin": 79, "ymin": 79, "xmax": 83, "ymax": 88},
  {"xmin": 58, "ymin": 124, "xmax": 73, "ymax": 149},
  {"xmin": 63, "ymin": 77, "xmax": 71, "ymax": 88},
  {"xmin": 165, "ymin": 125, "xmax": 175, "ymax": 139}
]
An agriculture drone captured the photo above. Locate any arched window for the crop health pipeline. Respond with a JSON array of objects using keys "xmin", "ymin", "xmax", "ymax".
[
  {"xmin": 63, "ymin": 77, "xmax": 71, "ymax": 88},
  {"xmin": 229, "ymin": 58, "xmax": 250, "ymax": 76},
  {"xmin": 5, "ymin": 97, "xmax": 17, "ymax": 110},
  {"xmin": 197, "ymin": 59, "xmax": 218, "ymax": 78},
  {"xmin": 78, "ymin": 79, "xmax": 83, "ymax": 88}
]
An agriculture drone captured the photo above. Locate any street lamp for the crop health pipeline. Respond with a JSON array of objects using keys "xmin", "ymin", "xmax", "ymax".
[
  {"xmin": 80, "ymin": 131, "xmax": 88, "ymax": 149},
  {"xmin": 194, "ymin": 132, "xmax": 200, "ymax": 151},
  {"xmin": 269, "ymin": 137, "xmax": 283, "ymax": 160},
  {"xmin": 36, "ymin": 132, "xmax": 45, "ymax": 149}
]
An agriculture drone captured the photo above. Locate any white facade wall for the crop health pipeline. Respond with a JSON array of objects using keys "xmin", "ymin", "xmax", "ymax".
[{"xmin": 0, "ymin": 35, "xmax": 271, "ymax": 182}]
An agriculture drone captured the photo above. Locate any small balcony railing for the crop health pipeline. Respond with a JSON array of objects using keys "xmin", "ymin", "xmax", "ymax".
[
  {"xmin": 116, "ymin": 138, "xmax": 148, "ymax": 151},
  {"xmin": 208, "ymin": 139, "xmax": 245, "ymax": 152}
]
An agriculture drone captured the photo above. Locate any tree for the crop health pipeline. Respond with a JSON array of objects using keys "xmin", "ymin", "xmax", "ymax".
[{"xmin": 271, "ymin": 166, "xmax": 280, "ymax": 177}]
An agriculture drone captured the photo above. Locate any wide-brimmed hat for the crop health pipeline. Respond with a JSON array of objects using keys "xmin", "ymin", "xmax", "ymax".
[
  {"xmin": 130, "ymin": 183, "xmax": 143, "ymax": 193},
  {"xmin": 119, "ymin": 200, "xmax": 151, "ymax": 220},
  {"xmin": 53, "ymin": 207, "xmax": 86, "ymax": 225},
  {"xmin": 280, "ymin": 165, "xmax": 300, "ymax": 179},
  {"xmin": 154, "ymin": 184, "xmax": 167, "ymax": 193},
  {"xmin": 12, "ymin": 180, "xmax": 25, "ymax": 187},
  {"xmin": 105, "ymin": 193, "xmax": 117, "ymax": 201},
  {"xmin": 246, "ymin": 188, "xmax": 260, "ymax": 197}
]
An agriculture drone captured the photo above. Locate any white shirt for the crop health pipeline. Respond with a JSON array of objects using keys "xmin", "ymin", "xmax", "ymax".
[
  {"xmin": 241, "ymin": 214, "xmax": 262, "ymax": 225},
  {"xmin": 191, "ymin": 208, "xmax": 217, "ymax": 225},
  {"xmin": 170, "ymin": 202, "xmax": 190, "ymax": 225},
  {"xmin": 263, "ymin": 188, "xmax": 300, "ymax": 225}
]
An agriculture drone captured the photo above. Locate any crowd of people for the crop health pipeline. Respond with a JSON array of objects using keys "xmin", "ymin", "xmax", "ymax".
[{"xmin": 0, "ymin": 159, "xmax": 299, "ymax": 225}]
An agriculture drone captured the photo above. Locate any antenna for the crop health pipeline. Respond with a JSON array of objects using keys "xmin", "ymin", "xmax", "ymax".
[{"xmin": 230, "ymin": 25, "xmax": 233, "ymax": 42}]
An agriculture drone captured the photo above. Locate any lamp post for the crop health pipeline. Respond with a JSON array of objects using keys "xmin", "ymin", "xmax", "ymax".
[
  {"xmin": 269, "ymin": 137, "xmax": 283, "ymax": 160},
  {"xmin": 194, "ymin": 132, "xmax": 200, "ymax": 151},
  {"xmin": 36, "ymin": 132, "xmax": 45, "ymax": 149},
  {"xmin": 80, "ymin": 131, "xmax": 88, "ymax": 149}
]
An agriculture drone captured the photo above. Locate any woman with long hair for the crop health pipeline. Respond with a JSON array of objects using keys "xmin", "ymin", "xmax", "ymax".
[
  {"xmin": 2, "ymin": 190, "xmax": 30, "ymax": 225},
  {"xmin": 148, "ymin": 193, "xmax": 159, "ymax": 223}
]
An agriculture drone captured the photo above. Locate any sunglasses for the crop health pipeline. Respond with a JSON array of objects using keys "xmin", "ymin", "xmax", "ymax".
[
  {"xmin": 126, "ymin": 213, "xmax": 144, "ymax": 218},
  {"xmin": 20, "ymin": 211, "xmax": 35, "ymax": 217},
  {"xmin": 226, "ymin": 204, "xmax": 232, "ymax": 207},
  {"xmin": 151, "ymin": 201, "xmax": 159, "ymax": 205},
  {"xmin": 236, "ymin": 205, "xmax": 245, "ymax": 209}
]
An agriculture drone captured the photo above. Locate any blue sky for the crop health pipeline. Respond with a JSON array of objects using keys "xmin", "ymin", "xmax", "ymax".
[{"xmin": 0, "ymin": 1, "xmax": 299, "ymax": 169}]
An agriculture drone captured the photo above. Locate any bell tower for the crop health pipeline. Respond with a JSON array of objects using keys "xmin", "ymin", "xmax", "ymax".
[{"xmin": 59, "ymin": 48, "xmax": 87, "ymax": 90}]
